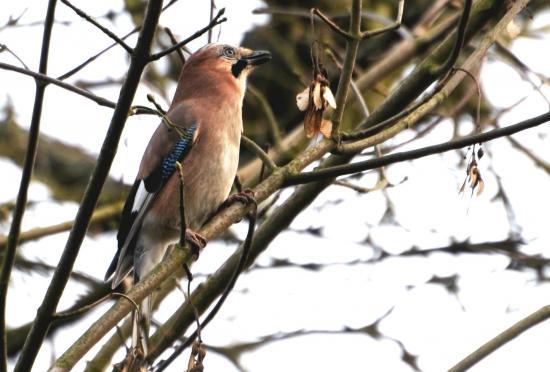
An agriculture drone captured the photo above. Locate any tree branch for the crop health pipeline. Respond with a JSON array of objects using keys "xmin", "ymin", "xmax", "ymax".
[
  {"xmin": 0, "ymin": 1, "xmax": 58, "ymax": 370},
  {"xmin": 153, "ymin": 205, "xmax": 257, "ymax": 370},
  {"xmin": 13, "ymin": 1, "xmax": 164, "ymax": 370},
  {"xmin": 247, "ymin": 84, "xmax": 282, "ymax": 148},
  {"xmin": 431, "ymin": 0, "xmax": 472, "ymax": 77},
  {"xmin": 449, "ymin": 305, "xmax": 550, "ymax": 372},
  {"xmin": 148, "ymin": 8, "xmax": 227, "ymax": 62},
  {"xmin": 329, "ymin": 0, "xmax": 362, "ymax": 137},
  {"xmin": 60, "ymin": 0, "xmax": 133, "ymax": 54},
  {"xmin": 241, "ymin": 136, "xmax": 277, "ymax": 173},
  {"xmin": 50, "ymin": 0, "xmax": 515, "ymax": 368},
  {"xmin": 285, "ymin": 110, "xmax": 550, "ymax": 186},
  {"xmin": 361, "ymin": 0, "xmax": 404, "ymax": 39},
  {"xmin": 0, "ymin": 62, "xmax": 116, "ymax": 109},
  {"xmin": 311, "ymin": 7, "xmax": 353, "ymax": 40},
  {"xmin": 57, "ymin": 0, "xmax": 181, "ymax": 80},
  {"xmin": 0, "ymin": 202, "xmax": 123, "ymax": 250}
]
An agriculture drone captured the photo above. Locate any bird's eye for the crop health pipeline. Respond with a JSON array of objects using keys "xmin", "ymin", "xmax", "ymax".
[{"xmin": 223, "ymin": 47, "xmax": 236, "ymax": 58}]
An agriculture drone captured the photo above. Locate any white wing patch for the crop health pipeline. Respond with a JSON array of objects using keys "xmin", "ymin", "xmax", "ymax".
[{"xmin": 132, "ymin": 181, "xmax": 149, "ymax": 213}]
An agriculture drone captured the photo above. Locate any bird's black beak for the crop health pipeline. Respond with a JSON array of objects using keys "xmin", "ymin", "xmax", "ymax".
[{"xmin": 241, "ymin": 50, "xmax": 271, "ymax": 66}]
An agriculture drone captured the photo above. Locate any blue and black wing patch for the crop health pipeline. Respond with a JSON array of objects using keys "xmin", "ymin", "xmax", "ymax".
[{"xmin": 143, "ymin": 124, "xmax": 197, "ymax": 193}]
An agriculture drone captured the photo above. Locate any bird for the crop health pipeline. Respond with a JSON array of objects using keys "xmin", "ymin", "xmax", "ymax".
[{"xmin": 104, "ymin": 43, "xmax": 271, "ymax": 352}]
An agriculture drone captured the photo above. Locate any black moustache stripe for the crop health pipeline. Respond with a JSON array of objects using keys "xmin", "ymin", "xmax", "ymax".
[{"xmin": 231, "ymin": 59, "xmax": 248, "ymax": 78}]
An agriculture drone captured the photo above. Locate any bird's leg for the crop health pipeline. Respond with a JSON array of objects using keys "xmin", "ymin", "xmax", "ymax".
[
  {"xmin": 185, "ymin": 228, "xmax": 207, "ymax": 257},
  {"xmin": 218, "ymin": 175, "xmax": 257, "ymax": 210}
]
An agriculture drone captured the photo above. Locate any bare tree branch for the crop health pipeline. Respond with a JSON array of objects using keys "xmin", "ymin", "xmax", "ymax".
[
  {"xmin": 285, "ymin": 110, "xmax": 550, "ymax": 186},
  {"xmin": 13, "ymin": 1, "xmax": 164, "ymax": 369},
  {"xmin": 57, "ymin": 0, "xmax": 181, "ymax": 80},
  {"xmin": 449, "ymin": 305, "xmax": 550, "ymax": 372},
  {"xmin": 50, "ymin": 1, "xmax": 528, "ymax": 368},
  {"xmin": 60, "ymin": 0, "xmax": 133, "ymax": 54},
  {"xmin": 148, "ymin": 8, "xmax": 227, "ymax": 62},
  {"xmin": 0, "ymin": 1, "xmax": 59, "ymax": 370}
]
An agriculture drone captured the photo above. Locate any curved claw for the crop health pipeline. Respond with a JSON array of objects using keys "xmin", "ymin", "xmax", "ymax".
[
  {"xmin": 224, "ymin": 189, "xmax": 257, "ymax": 207},
  {"xmin": 185, "ymin": 229, "xmax": 207, "ymax": 257}
]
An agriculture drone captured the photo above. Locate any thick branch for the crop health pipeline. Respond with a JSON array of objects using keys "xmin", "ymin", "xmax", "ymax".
[{"xmin": 432, "ymin": 0, "xmax": 472, "ymax": 76}]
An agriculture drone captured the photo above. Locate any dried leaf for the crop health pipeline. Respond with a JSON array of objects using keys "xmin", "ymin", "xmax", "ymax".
[
  {"xmin": 304, "ymin": 109, "xmax": 321, "ymax": 138},
  {"xmin": 476, "ymin": 178, "xmax": 485, "ymax": 196},
  {"xmin": 469, "ymin": 166, "xmax": 478, "ymax": 187},
  {"xmin": 319, "ymin": 119, "xmax": 333, "ymax": 139},
  {"xmin": 313, "ymin": 81, "xmax": 323, "ymax": 110},
  {"xmin": 323, "ymin": 86, "xmax": 337, "ymax": 109},
  {"xmin": 296, "ymin": 87, "xmax": 310, "ymax": 111}
]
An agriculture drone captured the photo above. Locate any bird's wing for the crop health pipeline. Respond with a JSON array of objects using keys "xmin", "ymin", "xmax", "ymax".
[{"xmin": 105, "ymin": 103, "xmax": 199, "ymax": 286}]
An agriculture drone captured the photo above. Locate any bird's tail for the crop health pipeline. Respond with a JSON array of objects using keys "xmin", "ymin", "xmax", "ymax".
[{"xmin": 130, "ymin": 237, "xmax": 168, "ymax": 356}]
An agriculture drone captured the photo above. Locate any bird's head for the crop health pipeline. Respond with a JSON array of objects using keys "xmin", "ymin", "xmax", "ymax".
[{"xmin": 177, "ymin": 43, "xmax": 271, "ymax": 101}]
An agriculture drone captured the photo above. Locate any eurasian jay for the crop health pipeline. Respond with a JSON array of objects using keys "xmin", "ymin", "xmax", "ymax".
[{"xmin": 104, "ymin": 43, "xmax": 270, "ymax": 347}]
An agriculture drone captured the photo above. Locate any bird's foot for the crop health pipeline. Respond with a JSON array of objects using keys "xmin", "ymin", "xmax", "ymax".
[
  {"xmin": 185, "ymin": 228, "xmax": 207, "ymax": 258},
  {"xmin": 220, "ymin": 189, "xmax": 257, "ymax": 210}
]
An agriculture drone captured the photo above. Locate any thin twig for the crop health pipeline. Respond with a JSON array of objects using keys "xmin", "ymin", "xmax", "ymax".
[
  {"xmin": 52, "ymin": 294, "xmax": 112, "ymax": 320},
  {"xmin": 285, "ymin": 110, "xmax": 550, "ymax": 186},
  {"xmin": 326, "ymin": 48, "xmax": 370, "ymax": 119},
  {"xmin": 149, "ymin": 8, "xmax": 227, "ymax": 61},
  {"xmin": 241, "ymin": 135, "xmax": 278, "ymax": 172},
  {"xmin": 207, "ymin": 0, "xmax": 216, "ymax": 43},
  {"xmin": 0, "ymin": 62, "xmax": 156, "ymax": 115},
  {"xmin": 57, "ymin": 0, "xmax": 180, "ymax": 81},
  {"xmin": 164, "ymin": 27, "xmax": 186, "ymax": 64},
  {"xmin": 247, "ymin": 84, "xmax": 283, "ymax": 148},
  {"xmin": 60, "ymin": 0, "xmax": 133, "ymax": 54},
  {"xmin": 503, "ymin": 128, "xmax": 550, "ymax": 174},
  {"xmin": 328, "ymin": 0, "xmax": 362, "ymax": 138},
  {"xmin": 255, "ymin": 6, "xmax": 413, "ymax": 39},
  {"xmin": 0, "ymin": 61, "xmax": 116, "ymax": 109},
  {"xmin": 153, "ymin": 203, "xmax": 258, "ymax": 371},
  {"xmin": 0, "ymin": 1, "xmax": 58, "ymax": 370},
  {"xmin": 361, "ymin": 0, "xmax": 405, "ymax": 39},
  {"xmin": 449, "ymin": 305, "xmax": 550, "ymax": 372},
  {"xmin": 311, "ymin": 7, "xmax": 353, "ymax": 40},
  {"xmin": 339, "ymin": 91, "xmax": 434, "ymax": 142},
  {"xmin": 0, "ymin": 43, "xmax": 29, "ymax": 69}
]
